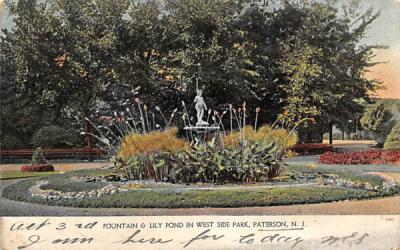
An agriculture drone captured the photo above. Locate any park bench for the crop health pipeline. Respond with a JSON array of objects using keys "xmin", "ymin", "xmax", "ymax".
[
  {"xmin": 290, "ymin": 143, "xmax": 334, "ymax": 155},
  {"xmin": 0, "ymin": 148, "xmax": 107, "ymax": 162}
]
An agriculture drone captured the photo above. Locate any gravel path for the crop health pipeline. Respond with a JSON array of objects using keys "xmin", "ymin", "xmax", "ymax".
[
  {"xmin": 287, "ymin": 161, "xmax": 400, "ymax": 173},
  {"xmin": 323, "ymin": 140, "xmax": 376, "ymax": 152}
]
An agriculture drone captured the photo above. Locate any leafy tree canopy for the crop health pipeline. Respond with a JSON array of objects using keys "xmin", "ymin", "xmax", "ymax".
[{"xmin": 0, "ymin": 0, "xmax": 384, "ymax": 146}]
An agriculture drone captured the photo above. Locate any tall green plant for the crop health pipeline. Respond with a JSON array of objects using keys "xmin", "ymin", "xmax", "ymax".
[{"xmin": 113, "ymin": 137, "xmax": 284, "ymax": 184}]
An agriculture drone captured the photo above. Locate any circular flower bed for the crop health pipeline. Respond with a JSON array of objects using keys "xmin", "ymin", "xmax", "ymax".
[
  {"xmin": 23, "ymin": 170, "xmax": 398, "ymax": 202},
  {"xmin": 3, "ymin": 169, "xmax": 399, "ymax": 209}
]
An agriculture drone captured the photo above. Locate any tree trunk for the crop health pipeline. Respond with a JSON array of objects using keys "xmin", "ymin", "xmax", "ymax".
[
  {"xmin": 84, "ymin": 119, "xmax": 92, "ymax": 148},
  {"xmin": 341, "ymin": 122, "xmax": 345, "ymax": 140},
  {"xmin": 329, "ymin": 122, "xmax": 333, "ymax": 145}
]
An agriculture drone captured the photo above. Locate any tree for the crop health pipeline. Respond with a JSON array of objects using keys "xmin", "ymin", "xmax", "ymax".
[
  {"xmin": 384, "ymin": 122, "xmax": 400, "ymax": 150},
  {"xmin": 360, "ymin": 102, "xmax": 395, "ymax": 145},
  {"xmin": 361, "ymin": 103, "xmax": 391, "ymax": 132},
  {"xmin": 275, "ymin": 2, "xmax": 381, "ymax": 140},
  {"xmin": 143, "ymin": 0, "xmax": 256, "ymax": 111},
  {"xmin": 0, "ymin": 20, "xmax": 44, "ymax": 147},
  {"xmin": 1, "ymin": 0, "xmax": 384, "ymax": 145}
]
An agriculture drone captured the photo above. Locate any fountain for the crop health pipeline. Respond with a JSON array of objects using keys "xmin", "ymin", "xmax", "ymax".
[{"xmin": 184, "ymin": 82, "xmax": 220, "ymax": 143}]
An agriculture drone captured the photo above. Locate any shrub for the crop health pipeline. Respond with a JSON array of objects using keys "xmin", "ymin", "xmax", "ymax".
[
  {"xmin": 267, "ymin": 127, "xmax": 298, "ymax": 150},
  {"xmin": 384, "ymin": 122, "xmax": 400, "ymax": 150},
  {"xmin": 31, "ymin": 125, "xmax": 79, "ymax": 148},
  {"xmin": 319, "ymin": 150, "xmax": 400, "ymax": 165},
  {"xmin": 222, "ymin": 125, "xmax": 298, "ymax": 151},
  {"xmin": 115, "ymin": 128, "xmax": 188, "ymax": 181},
  {"xmin": 31, "ymin": 147, "xmax": 47, "ymax": 165},
  {"xmin": 118, "ymin": 127, "xmax": 188, "ymax": 159},
  {"xmin": 20, "ymin": 164, "xmax": 54, "ymax": 172}
]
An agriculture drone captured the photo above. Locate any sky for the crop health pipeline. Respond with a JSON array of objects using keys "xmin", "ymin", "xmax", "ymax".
[
  {"xmin": 354, "ymin": 0, "xmax": 400, "ymax": 99},
  {"xmin": 0, "ymin": 0, "xmax": 399, "ymax": 99}
]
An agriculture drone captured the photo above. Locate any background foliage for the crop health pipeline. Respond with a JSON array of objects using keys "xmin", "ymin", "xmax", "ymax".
[
  {"xmin": 384, "ymin": 122, "xmax": 400, "ymax": 150},
  {"xmin": 0, "ymin": 0, "xmax": 386, "ymax": 147}
]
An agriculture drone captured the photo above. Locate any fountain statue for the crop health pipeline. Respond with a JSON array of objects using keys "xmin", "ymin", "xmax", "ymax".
[
  {"xmin": 183, "ymin": 79, "xmax": 220, "ymax": 143},
  {"xmin": 194, "ymin": 89, "xmax": 208, "ymax": 126}
]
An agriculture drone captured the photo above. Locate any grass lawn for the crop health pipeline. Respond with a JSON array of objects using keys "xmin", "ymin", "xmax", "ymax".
[
  {"xmin": 0, "ymin": 171, "xmax": 58, "ymax": 180},
  {"xmin": 284, "ymin": 164, "xmax": 386, "ymax": 186}
]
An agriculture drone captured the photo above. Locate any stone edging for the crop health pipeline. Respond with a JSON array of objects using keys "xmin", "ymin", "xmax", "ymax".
[{"xmin": 29, "ymin": 181, "xmax": 128, "ymax": 200}]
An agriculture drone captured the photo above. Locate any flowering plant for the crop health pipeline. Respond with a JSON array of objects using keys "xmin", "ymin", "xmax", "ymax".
[
  {"xmin": 319, "ymin": 150, "xmax": 400, "ymax": 165},
  {"xmin": 21, "ymin": 164, "xmax": 54, "ymax": 172}
]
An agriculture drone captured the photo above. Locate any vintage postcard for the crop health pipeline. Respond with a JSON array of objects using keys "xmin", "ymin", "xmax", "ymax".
[{"xmin": 0, "ymin": 0, "xmax": 399, "ymax": 249}]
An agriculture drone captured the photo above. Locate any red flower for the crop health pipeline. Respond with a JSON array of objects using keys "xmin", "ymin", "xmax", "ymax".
[
  {"xmin": 116, "ymin": 115, "xmax": 125, "ymax": 124},
  {"xmin": 21, "ymin": 164, "xmax": 54, "ymax": 172},
  {"xmin": 319, "ymin": 150, "xmax": 400, "ymax": 165},
  {"xmin": 99, "ymin": 115, "xmax": 110, "ymax": 120}
]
